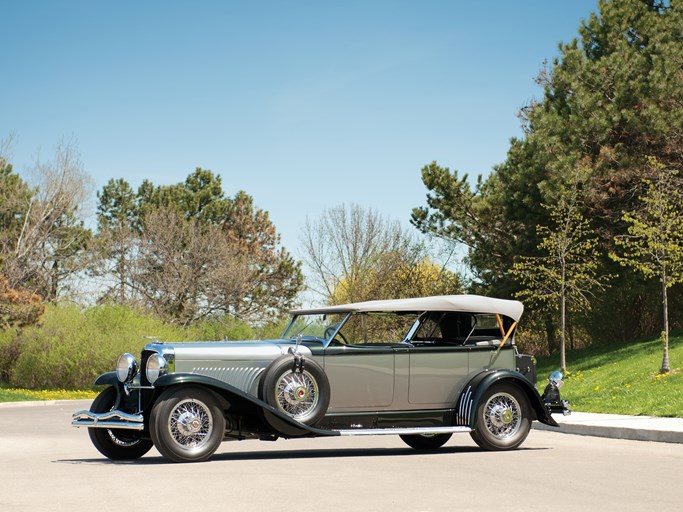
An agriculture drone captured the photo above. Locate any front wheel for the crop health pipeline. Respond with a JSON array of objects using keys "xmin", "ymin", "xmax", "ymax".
[
  {"xmin": 469, "ymin": 383, "xmax": 531, "ymax": 451},
  {"xmin": 88, "ymin": 386, "xmax": 153, "ymax": 460},
  {"xmin": 400, "ymin": 433, "xmax": 452, "ymax": 450},
  {"xmin": 149, "ymin": 386, "xmax": 225, "ymax": 463}
]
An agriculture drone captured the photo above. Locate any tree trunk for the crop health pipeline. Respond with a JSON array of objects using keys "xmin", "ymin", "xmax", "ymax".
[
  {"xmin": 50, "ymin": 260, "xmax": 59, "ymax": 301},
  {"xmin": 660, "ymin": 267, "xmax": 670, "ymax": 374},
  {"xmin": 560, "ymin": 290, "xmax": 567, "ymax": 373},
  {"xmin": 545, "ymin": 315, "xmax": 557, "ymax": 355},
  {"xmin": 568, "ymin": 314, "xmax": 575, "ymax": 351}
]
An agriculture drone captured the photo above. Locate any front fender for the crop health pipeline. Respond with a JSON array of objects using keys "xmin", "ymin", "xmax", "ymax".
[
  {"xmin": 153, "ymin": 373, "xmax": 339, "ymax": 438},
  {"xmin": 94, "ymin": 371, "xmax": 119, "ymax": 386},
  {"xmin": 456, "ymin": 370, "xmax": 558, "ymax": 428}
]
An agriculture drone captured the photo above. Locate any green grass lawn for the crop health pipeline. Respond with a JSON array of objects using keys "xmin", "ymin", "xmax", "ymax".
[{"xmin": 536, "ymin": 332, "xmax": 683, "ymax": 417}]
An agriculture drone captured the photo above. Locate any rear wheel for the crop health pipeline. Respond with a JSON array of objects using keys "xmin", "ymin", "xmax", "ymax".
[
  {"xmin": 88, "ymin": 386, "xmax": 153, "ymax": 460},
  {"xmin": 150, "ymin": 386, "xmax": 225, "ymax": 463},
  {"xmin": 470, "ymin": 383, "xmax": 531, "ymax": 451},
  {"xmin": 400, "ymin": 433, "xmax": 452, "ymax": 450}
]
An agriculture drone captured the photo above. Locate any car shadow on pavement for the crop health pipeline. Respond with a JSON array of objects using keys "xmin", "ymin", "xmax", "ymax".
[{"xmin": 54, "ymin": 446, "xmax": 548, "ymax": 465}]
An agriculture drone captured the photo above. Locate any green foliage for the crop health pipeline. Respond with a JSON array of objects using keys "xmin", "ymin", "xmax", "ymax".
[
  {"xmin": 97, "ymin": 178, "xmax": 137, "ymax": 230},
  {"xmin": 412, "ymin": 162, "xmax": 517, "ymax": 294},
  {"xmin": 95, "ymin": 168, "xmax": 303, "ymax": 323},
  {"xmin": 535, "ymin": 331, "xmax": 683, "ymax": 418},
  {"xmin": 511, "ymin": 178, "xmax": 611, "ymax": 369},
  {"xmin": 611, "ymin": 161, "xmax": 683, "ymax": 287},
  {"xmin": 512, "ymin": 182, "xmax": 609, "ymax": 314},
  {"xmin": 414, "ymin": 0, "xmax": 683, "ymax": 344},
  {"xmin": 0, "ymin": 303, "xmax": 267, "ymax": 389},
  {"xmin": 610, "ymin": 159, "xmax": 683, "ymax": 372}
]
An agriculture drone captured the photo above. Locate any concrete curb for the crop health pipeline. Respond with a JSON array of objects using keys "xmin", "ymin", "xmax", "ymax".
[{"xmin": 533, "ymin": 412, "xmax": 683, "ymax": 444}]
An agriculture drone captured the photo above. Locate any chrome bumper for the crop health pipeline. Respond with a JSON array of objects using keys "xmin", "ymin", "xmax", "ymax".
[{"xmin": 72, "ymin": 409, "xmax": 145, "ymax": 430}]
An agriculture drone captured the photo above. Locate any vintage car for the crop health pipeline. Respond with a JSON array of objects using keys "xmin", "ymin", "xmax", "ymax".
[{"xmin": 72, "ymin": 295, "xmax": 569, "ymax": 463}]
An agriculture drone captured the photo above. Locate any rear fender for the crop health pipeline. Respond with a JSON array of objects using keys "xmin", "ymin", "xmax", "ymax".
[{"xmin": 455, "ymin": 370, "xmax": 558, "ymax": 428}]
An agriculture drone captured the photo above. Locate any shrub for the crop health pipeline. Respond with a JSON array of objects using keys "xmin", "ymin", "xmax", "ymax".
[{"xmin": 3, "ymin": 303, "xmax": 270, "ymax": 389}]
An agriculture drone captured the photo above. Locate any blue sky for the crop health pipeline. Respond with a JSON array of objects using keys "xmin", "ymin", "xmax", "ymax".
[{"xmin": 2, "ymin": 0, "xmax": 598, "ymax": 255}]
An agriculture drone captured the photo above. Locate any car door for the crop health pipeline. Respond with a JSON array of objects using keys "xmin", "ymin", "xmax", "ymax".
[
  {"xmin": 323, "ymin": 344, "xmax": 395, "ymax": 410},
  {"xmin": 408, "ymin": 346, "xmax": 469, "ymax": 405}
]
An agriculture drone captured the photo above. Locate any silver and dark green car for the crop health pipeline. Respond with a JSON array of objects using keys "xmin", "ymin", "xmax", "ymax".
[{"xmin": 72, "ymin": 295, "xmax": 569, "ymax": 463}]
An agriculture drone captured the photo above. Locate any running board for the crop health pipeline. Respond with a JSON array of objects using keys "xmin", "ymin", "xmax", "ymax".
[{"xmin": 334, "ymin": 426, "xmax": 472, "ymax": 436}]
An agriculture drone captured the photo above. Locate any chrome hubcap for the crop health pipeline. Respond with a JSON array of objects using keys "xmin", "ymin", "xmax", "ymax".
[
  {"xmin": 483, "ymin": 392, "xmax": 521, "ymax": 439},
  {"xmin": 275, "ymin": 370, "xmax": 319, "ymax": 419},
  {"xmin": 168, "ymin": 399, "xmax": 213, "ymax": 449}
]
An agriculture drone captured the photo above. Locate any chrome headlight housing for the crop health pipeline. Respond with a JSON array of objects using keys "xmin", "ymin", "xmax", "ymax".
[
  {"xmin": 548, "ymin": 370, "xmax": 564, "ymax": 388},
  {"xmin": 146, "ymin": 353, "xmax": 168, "ymax": 384},
  {"xmin": 116, "ymin": 353, "xmax": 138, "ymax": 383}
]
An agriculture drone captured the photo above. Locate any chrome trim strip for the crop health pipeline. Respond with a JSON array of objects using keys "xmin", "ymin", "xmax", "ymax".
[
  {"xmin": 457, "ymin": 385, "xmax": 472, "ymax": 425},
  {"xmin": 71, "ymin": 409, "xmax": 144, "ymax": 430},
  {"xmin": 335, "ymin": 426, "xmax": 472, "ymax": 436},
  {"xmin": 72, "ymin": 420, "xmax": 145, "ymax": 430},
  {"xmin": 191, "ymin": 366, "xmax": 265, "ymax": 394}
]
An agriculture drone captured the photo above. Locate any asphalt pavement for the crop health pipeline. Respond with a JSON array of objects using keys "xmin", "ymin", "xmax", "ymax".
[
  {"xmin": 2, "ymin": 399, "xmax": 682, "ymax": 443},
  {"xmin": 2, "ymin": 400, "xmax": 683, "ymax": 512}
]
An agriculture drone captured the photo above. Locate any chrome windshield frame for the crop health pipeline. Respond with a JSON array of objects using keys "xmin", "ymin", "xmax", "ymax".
[{"xmin": 282, "ymin": 312, "xmax": 352, "ymax": 349}]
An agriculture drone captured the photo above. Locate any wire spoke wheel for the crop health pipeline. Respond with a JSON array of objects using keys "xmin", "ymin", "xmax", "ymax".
[
  {"xmin": 482, "ymin": 392, "xmax": 521, "ymax": 439},
  {"xmin": 275, "ymin": 369, "xmax": 319, "ymax": 419},
  {"xmin": 150, "ymin": 387, "xmax": 225, "ymax": 463},
  {"xmin": 470, "ymin": 383, "xmax": 531, "ymax": 451},
  {"xmin": 260, "ymin": 355, "xmax": 330, "ymax": 435},
  {"xmin": 168, "ymin": 399, "xmax": 214, "ymax": 449}
]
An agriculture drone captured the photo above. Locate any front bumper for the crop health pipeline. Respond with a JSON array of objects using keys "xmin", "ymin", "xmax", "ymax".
[
  {"xmin": 72, "ymin": 409, "xmax": 145, "ymax": 430},
  {"xmin": 546, "ymin": 399, "xmax": 571, "ymax": 416}
]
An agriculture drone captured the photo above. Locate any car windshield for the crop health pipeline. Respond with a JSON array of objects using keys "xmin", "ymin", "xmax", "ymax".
[{"xmin": 282, "ymin": 313, "xmax": 349, "ymax": 342}]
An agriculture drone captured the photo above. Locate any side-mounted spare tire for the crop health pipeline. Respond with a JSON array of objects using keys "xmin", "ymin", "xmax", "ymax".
[{"xmin": 259, "ymin": 354, "xmax": 330, "ymax": 435}]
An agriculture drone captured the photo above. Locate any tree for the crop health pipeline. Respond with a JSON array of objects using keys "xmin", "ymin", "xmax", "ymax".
[
  {"xmin": 610, "ymin": 159, "xmax": 683, "ymax": 373},
  {"xmin": 411, "ymin": 161, "xmax": 527, "ymax": 296},
  {"xmin": 131, "ymin": 206, "xmax": 244, "ymax": 325},
  {"xmin": 510, "ymin": 176, "xmax": 611, "ymax": 371},
  {"xmin": 95, "ymin": 169, "xmax": 303, "ymax": 323},
  {"xmin": 95, "ymin": 178, "xmax": 138, "ymax": 303},
  {"xmin": 302, "ymin": 203, "xmax": 461, "ymax": 304},
  {"xmin": 414, "ymin": 0, "xmax": 683, "ymax": 343},
  {"xmin": 0, "ymin": 140, "xmax": 92, "ymax": 300}
]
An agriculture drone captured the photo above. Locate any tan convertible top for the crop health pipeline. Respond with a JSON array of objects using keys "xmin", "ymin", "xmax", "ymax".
[{"xmin": 291, "ymin": 295, "xmax": 524, "ymax": 322}]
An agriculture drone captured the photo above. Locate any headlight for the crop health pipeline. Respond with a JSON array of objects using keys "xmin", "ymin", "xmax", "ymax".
[
  {"xmin": 146, "ymin": 353, "xmax": 168, "ymax": 384},
  {"xmin": 116, "ymin": 353, "xmax": 138, "ymax": 383}
]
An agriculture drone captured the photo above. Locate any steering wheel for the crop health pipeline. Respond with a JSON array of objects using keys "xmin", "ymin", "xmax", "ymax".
[{"xmin": 324, "ymin": 327, "xmax": 348, "ymax": 344}]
